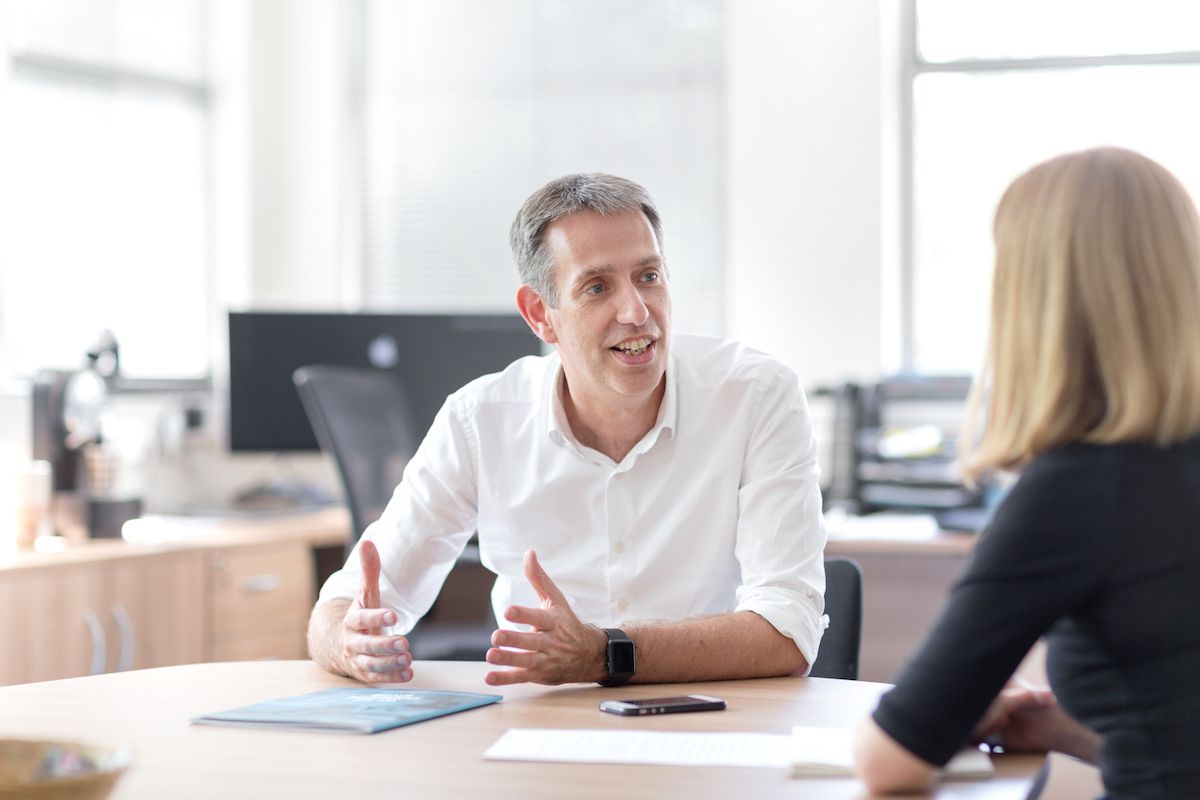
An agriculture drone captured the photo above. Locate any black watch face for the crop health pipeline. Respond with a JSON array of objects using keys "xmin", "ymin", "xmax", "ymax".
[{"xmin": 609, "ymin": 640, "xmax": 636, "ymax": 675}]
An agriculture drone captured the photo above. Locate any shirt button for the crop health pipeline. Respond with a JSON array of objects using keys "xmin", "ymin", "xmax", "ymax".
[
  {"xmin": 617, "ymin": 599, "xmax": 629, "ymax": 612},
  {"xmin": 613, "ymin": 542, "xmax": 626, "ymax": 554}
]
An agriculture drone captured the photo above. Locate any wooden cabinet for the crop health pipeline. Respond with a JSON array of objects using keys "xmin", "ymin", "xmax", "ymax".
[
  {"xmin": 110, "ymin": 553, "xmax": 206, "ymax": 671},
  {"xmin": 0, "ymin": 509, "xmax": 343, "ymax": 687},
  {"xmin": 832, "ymin": 548, "xmax": 967, "ymax": 682},
  {"xmin": 205, "ymin": 540, "xmax": 314, "ymax": 662},
  {"xmin": 0, "ymin": 569, "xmax": 41, "ymax": 685},
  {"xmin": 825, "ymin": 532, "xmax": 974, "ymax": 683},
  {"xmin": 0, "ymin": 552, "xmax": 204, "ymax": 686},
  {"xmin": 0, "ymin": 562, "xmax": 90, "ymax": 684}
]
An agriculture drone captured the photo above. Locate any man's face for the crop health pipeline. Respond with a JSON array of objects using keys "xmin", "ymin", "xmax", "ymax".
[{"xmin": 539, "ymin": 208, "xmax": 671, "ymax": 409}]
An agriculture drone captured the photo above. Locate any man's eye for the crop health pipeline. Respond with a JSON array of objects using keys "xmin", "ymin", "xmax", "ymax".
[
  {"xmin": 642, "ymin": 272, "xmax": 660, "ymax": 283},
  {"xmin": 586, "ymin": 283, "xmax": 605, "ymax": 295}
]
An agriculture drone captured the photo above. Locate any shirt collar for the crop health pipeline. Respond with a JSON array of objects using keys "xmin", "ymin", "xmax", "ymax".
[
  {"xmin": 653, "ymin": 349, "xmax": 678, "ymax": 439},
  {"xmin": 543, "ymin": 348, "xmax": 679, "ymax": 454},
  {"xmin": 545, "ymin": 356, "xmax": 571, "ymax": 447}
]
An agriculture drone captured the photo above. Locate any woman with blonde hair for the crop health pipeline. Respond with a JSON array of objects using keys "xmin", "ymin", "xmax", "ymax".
[{"xmin": 854, "ymin": 147, "xmax": 1200, "ymax": 798}]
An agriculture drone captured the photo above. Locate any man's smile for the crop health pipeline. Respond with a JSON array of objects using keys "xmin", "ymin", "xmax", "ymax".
[{"xmin": 610, "ymin": 336, "xmax": 657, "ymax": 365}]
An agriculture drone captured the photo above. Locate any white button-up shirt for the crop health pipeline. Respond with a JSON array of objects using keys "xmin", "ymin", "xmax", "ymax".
[{"xmin": 319, "ymin": 333, "xmax": 828, "ymax": 664}]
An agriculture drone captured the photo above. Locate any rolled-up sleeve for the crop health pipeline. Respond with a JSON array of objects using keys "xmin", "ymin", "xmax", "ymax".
[
  {"xmin": 317, "ymin": 396, "xmax": 480, "ymax": 635},
  {"xmin": 732, "ymin": 367, "xmax": 827, "ymax": 670}
]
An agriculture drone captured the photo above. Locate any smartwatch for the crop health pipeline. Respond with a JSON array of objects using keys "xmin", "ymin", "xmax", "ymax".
[{"xmin": 599, "ymin": 627, "xmax": 636, "ymax": 687}]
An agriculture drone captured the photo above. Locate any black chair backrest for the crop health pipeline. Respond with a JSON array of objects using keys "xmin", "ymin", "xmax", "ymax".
[
  {"xmin": 293, "ymin": 365, "xmax": 418, "ymax": 560},
  {"xmin": 809, "ymin": 557, "xmax": 863, "ymax": 680}
]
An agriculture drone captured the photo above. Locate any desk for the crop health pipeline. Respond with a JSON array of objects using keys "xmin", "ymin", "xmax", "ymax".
[
  {"xmin": 0, "ymin": 509, "xmax": 348, "ymax": 686},
  {"xmin": 0, "ymin": 660, "xmax": 1040, "ymax": 799},
  {"xmin": 826, "ymin": 530, "xmax": 975, "ymax": 682},
  {"xmin": 0, "ymin": 509, "xmax": 1014, "ymax": 692},
  {"xmin": 0, "ymin": 506, "xmax": 348, "ymax": 572}
]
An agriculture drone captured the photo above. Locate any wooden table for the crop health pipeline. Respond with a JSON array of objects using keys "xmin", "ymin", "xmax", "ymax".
[{"xmin": 0, "ymin": 660, "xmax": 1040, "ymax": 799}]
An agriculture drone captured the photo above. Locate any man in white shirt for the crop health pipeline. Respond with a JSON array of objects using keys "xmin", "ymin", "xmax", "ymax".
[{"xmin": 309, "ymin": 174, "xmax": 826, "ymax": 687}]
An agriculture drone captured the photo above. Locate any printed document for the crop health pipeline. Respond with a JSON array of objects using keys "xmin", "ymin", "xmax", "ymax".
[
  {"xmin": 484, "ymin": 728, "xmax": 793, "ymax": 768},
  {"xmin": 484, "ymin": 726, "xmax": 993, "ymax": 779}
]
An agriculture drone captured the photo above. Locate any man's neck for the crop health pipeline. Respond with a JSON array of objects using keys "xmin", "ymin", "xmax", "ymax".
[{"xmin": 561, "ymin": 379, "xmax": 665, "ymax": 463}]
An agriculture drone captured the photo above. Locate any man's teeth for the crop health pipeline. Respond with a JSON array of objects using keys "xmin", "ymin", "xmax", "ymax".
[{"xmin": 615, "ymin": 338, "xmax": 652, "ymax": 355}]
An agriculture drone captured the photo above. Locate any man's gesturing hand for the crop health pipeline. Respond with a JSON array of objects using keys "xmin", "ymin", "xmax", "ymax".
[
  {"xmin": 339, "ymin": 539, "xmax": 413, "ymax": 684},
  {"xmin": 484, "ymin": 549, "xmax": 608, "ymax": 686}
]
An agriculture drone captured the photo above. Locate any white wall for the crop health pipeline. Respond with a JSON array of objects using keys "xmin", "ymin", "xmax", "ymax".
[
  {"xmin": 239, "ymin": 0, "xmax": 901, "ymax": 388},
  {"xmin": 726, "ymin": 0, "xmax": 900, "ymax": 386},
  {"xmin": 246, "ymin": 0, "xmax": 356, "ymax": 310},
  {"xmin": 132, "ymin": 0, "xmax": 353, "ymax": 513}
]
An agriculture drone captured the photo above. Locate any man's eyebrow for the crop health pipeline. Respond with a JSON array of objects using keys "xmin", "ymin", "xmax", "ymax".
[
  {"xmin": 578, "ymin": 257, "xmax": 662, "ymax": 277},
  {"xmin": 571, "ymin": 257, "xmax": 663, "ymax": 286},
  {"xmin": 570, "ymin": 266, "xmax": 613, "ymax": 286}
]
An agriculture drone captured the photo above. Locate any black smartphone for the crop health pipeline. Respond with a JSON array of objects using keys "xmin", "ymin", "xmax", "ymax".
[{"xmin": 598, "ymin": 694, "xmax": 726, "ymax": 716}]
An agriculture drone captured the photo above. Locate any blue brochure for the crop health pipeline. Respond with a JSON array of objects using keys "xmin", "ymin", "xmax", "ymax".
[{"xmin": 192, "ymin": 688, "xmax": 503, "ymax": 734}]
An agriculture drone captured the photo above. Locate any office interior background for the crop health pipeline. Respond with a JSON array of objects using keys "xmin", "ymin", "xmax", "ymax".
[{"xmin": 2, "ymin": 0, "xmax": 1200, "ymax": 530}]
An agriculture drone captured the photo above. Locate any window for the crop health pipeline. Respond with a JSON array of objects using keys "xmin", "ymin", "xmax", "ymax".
[
  {"xmin": 358, "ymin": 0, "xmax": 726, "ymax": 336},
  {"xmin": 907, "ymin": 0, "xmax": 1200, "ymax": 373},
  {"xmin": 0, "ymin": 0, "xmax": 211, "ymax": 378}
]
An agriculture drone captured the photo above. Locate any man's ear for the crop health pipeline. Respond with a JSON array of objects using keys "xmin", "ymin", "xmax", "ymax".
[{"xmin": 516, "ymin": 284, "xmax": 558, "ymax": 344}]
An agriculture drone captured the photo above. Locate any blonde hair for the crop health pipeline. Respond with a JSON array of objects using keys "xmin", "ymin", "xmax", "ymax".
[{"xmin": 962, "ymin": 147, "xmax": 1200, "ymax": 479}]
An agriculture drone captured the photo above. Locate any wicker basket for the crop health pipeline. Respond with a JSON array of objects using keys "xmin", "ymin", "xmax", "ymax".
[{"xmin": 0, "ymin": 739, "xmax": 130, "ymax": 799}]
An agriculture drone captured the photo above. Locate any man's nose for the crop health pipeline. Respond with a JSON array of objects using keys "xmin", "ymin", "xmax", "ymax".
[{"xmin": 614, "ymin": 282, "xmax": 650, "ymax": 326}]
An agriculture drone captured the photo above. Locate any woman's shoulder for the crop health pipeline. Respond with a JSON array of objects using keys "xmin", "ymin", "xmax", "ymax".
[
  {"xmin": 984, "ymin": 444, "xmax": 1127, "ymax": 547},
  {"xmin": 1025, "ymin": 432, "xmax": 1200, "ymax": 483},
  {"xmin": 991, "ymin": 434, "xmax": 1200, "ymax": 546},
  {"xmin": 1022, "ymin": 440, "xmax": 1123, "ymax": 481}
]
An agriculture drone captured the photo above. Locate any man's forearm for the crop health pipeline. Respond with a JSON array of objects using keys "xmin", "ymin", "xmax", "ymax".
[
  {"xmin": 623, "ymin": 611, "xmax": 807, "ymax": 684},
  {"xmin": 308, "ymin": 598, "xmax": 352, "ymax": 677}
]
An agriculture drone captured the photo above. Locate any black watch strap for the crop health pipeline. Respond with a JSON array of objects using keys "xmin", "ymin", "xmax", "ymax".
[{"xmin": 598, "ymin": 627, "xmax": 636, "ymax": 687}]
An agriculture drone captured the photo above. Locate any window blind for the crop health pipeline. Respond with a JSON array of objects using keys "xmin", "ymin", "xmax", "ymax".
[{"xmin": 360, "ymin": 0, "xmax": 727, "ymax": 336}]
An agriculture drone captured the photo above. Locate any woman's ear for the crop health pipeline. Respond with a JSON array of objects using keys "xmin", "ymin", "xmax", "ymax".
[{"xmin": 516, "ymin": 285, "xmax": 558, "ymax": 344}]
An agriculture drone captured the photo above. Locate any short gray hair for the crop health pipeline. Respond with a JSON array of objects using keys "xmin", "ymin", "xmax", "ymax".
[{"xmin": 509, "ymin": 173, "xmax": 664, "ymax": 307}]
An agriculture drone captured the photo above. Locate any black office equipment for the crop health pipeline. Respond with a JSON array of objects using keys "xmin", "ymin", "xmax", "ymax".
[
  {"xmin": 31, "ymin": 370, "xmax": 83, "ymax": 494},
  {"xmin": 819, "ymin": 376, "xmax": 988, "ymax": 520},
  {"xmin": 227, "ymin": 311, "xmax": 540, "ymax": 453},
  {"xmin": 292, "ymin": 365, "xmax": 416, "ymax": 556},
  {"xmin": 808, "ymin": 557, "xmax": 863, "ymax": 681}
]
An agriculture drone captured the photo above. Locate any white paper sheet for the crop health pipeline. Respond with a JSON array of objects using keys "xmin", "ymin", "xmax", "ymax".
[
  {"xmin": 483, "ymin": 726, "xmax": 993, "ymax": 780},
  {"xmin": 483, "ymin": 728, "xmax": 793, "ymax": 768},
  {"xmin": 790, "ymin": 726, "xmax": 993, "ymax": 778}
]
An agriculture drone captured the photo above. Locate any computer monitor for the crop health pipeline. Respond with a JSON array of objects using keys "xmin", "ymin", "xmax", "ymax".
[{"xmin": 227, "ymin": 311, "xmax": 542, "ymax": 452}]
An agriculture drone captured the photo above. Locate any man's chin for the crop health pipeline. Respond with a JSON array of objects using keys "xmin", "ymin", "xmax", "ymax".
[{"xmin": 609, "ymin": 363, "xmax": 667, "ymax": 397}]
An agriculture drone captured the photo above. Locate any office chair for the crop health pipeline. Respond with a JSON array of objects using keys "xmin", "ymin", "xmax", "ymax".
[
  {"xmin": 293, "ymin": 365, "xmax": 416, "ymax": 559},
  {"xmin": 293, "ymin": 364, "xmax": 494, "ymax": 660},
  {"xmin": 809, "ymin": 557, "xmax": 864, "ymax": 680}
]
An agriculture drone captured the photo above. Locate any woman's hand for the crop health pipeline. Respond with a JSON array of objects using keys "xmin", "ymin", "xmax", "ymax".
[{"xmin": 973, "ymin": 683, "xmax": 1100, "ymax": 763}]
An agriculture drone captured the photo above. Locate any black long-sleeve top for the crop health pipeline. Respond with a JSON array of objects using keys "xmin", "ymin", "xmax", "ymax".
[{"xmin": 873, "ymin": 436, "xmax": 1200, "ymax": 799}]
